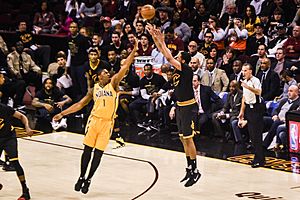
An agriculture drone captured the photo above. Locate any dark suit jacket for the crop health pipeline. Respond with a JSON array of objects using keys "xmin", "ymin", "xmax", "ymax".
[
  {"xmin": 256, "ymin": 69, "xmax": 280, "ymax": 101},
  {"xmin": 223, "ymin": 90, "xmax": 243, "ymax": 118},
  {"xmin": 198, "ymin": 84, "xmax": 224, "ymax": 117},
  {"xmin": 271, "ymin": 59, "xmax": 294, "ymax": 73},
  {"xmin": 272, "ymin": 97, "xmax": 300, "ymax": 117},
  {"xmin": 248, "ymin": 55, "xmax": 276, "ymax": 76}
]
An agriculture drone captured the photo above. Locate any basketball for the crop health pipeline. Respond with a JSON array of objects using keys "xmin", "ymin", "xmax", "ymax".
[{"xmin": 141, "ymin": 5, "xmax": 156, "ymax": 20}]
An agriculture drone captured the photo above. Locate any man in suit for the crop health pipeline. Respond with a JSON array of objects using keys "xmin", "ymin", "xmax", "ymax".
[
  {"xmin": 248, "ymin": 44, "xmax": 275, "ymax": 76},
  {"xmin": 256, "ymin": 58, "xmax": 280, "ymax": 101},
  {"xmin": 201, "ymin": 58, "xmax": 229, "ymax": 93},
  {"xmin": 193, "ymin": 74, "xmax": 223, "ymax": 135},
  {"xmin": 212, "ymin": 80, "xmax": 243, "ymax": 142},
  {"xmin": 263, "ymin": 85, "xmax": 300, "ymax": 148},
  {"xmin": 229, "ymin": 60, "xmax": 243, "ymax": 84}
]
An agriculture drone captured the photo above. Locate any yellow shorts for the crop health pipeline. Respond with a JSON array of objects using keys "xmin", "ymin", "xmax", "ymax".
[{"xmin": 83, "ymin": 115, "xmax": 114, "ymax": 151}]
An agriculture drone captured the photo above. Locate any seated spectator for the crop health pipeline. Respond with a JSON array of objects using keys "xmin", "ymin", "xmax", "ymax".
[
  {"xmin": 243, "ymin": 5, "xmax": 261, "ymax": 37},
  {"xmin": 274, "ymin": 123, "xmax": 288, "ymax": 151},
  {"xmin": 33, "ymin": 1, "xmax": 56, "ymax": 34},
  {"xmin": 217, "ymin": 47, "xmax": 236, "ymax": 78},
  {"xmin": 267, "ymin": 8, "xmax": 286, "ymax": 40},
  {"xmin": 283, "ymin": 25, "xmax": 300, "ymax": 61},
  {"xmin": 224, "ymin": 17, "xmax": 248, "ymax": 53},
  {"xmin": 135, "ymin": 20, "xmax": 146, "ymax": 40},
  {"xmin": 107, "ymin": 48, "xmax": 121, "ymax": 75},
  {"xmin": 246, "ymin": 23, "xmax": 268, "ymax": 56},
  {"xmin": 7, "ymin": 41, "xmax": 42, "ymax": 91},
  {"xmin": 0, "ymin": 69, "xmax": 25, "ymax": 108},
  {"xmin": 189, "ymin": 2, "xmax": 209, "ymax": 40},
  {"xmin": 201, "ymin": 58, "xmax": 229, "ymax": 94},
  {"xmin": 16, "ymin": 21, "xmax": 51, "ymax": 72},
  {"xmin": 32, "ymin": 78, "xmax": 72, "ymax": 132},
  {"xmin": 249, "ymin": 44, "xmax": 272, "ymax": 76},
  {"xmin": 212, "ymin": 80, "xmax": 243, "ymax": 142},
  {"xmin": 118, "ymin": 69, "xmax": 140, "ymax": 124},
  {"xmin": 256, "ymin": 58, "xmax": 281, "ymax": 101},
  {"xmin": 271, "ymin": 48, "xmax": 294, "ymax": 76},
  {"xmin": 97, "ymin": 16, "xmax": 113, "ymax": 46},
  {"xmin": 219, "ymin": 3, "xmax": 238, "ymax": 29},
  {"xmin": 155, "ymin": 69, "xmax": 175, "ymax": 130},
  {"xmin": 78, "ymin": 0, "xmax": 102, "ymax": 27},
  {"xmin": 129, "ymin": 63, "xmax": 166, "ymax": 126},
  {"xmin": 189, "ymin": 57, "xmax": 205, "ymax": 79},
  {"xmin": 198, "ymin": 16, "xmax": 226, "ymax": 51},
  {"xmin": 173, "ymin": 0, "xmax": 190, "ymax": 23},
  {"xmin": 263, "ymin": 85, "xmax": 300, "ymax": 149},
  {"xmin": 151, "ymin": 46, "xmax": 168, "ymax": 65},
  {"xmin": 188, "ymin": 41, "xmax": 205, "ymax": 69},
  {"xmin": 137, "ymin": 34, "xmax": 153, "ymax": 56},
  {"xmin": 115, "ymin": 0, "xmax": 137, "ymax": 23},
  {"xmin": 199, "ymin": 31, "xmax": 218, "ymax": 58},
  {"xmin": 268, "ymin": 23, "xmax": 288, "ymax": 55},
  {"xmin": 193, "ymin": 74, "xmax": 223, "ymax": 135},
  {"xmin": 164, "ymin": 27, "xmax": 184, "ymax": 57},
  {"xmin": 120, "ymin": 22, "xmax": 134, "ymax": 44},
  {"xmin": 168, "ymin": 11, "xmax": 191, "ymax": 43},
  {"xmin": 105, "ymin": 31, "xmax": 126, "ymax": 56},
  {"xmin": 48, "ymin": 51, "xmax": 67, "ymax": 77},
  {"xmin": 229, "ymin": 59, "xmax": 243, "ymax": 84},
  {"xmin": 277, "ymin": 70, "xmax": 297, "ymax": 100},
  {"xmin": 156, "ymin": 6, "xmax": 172, "ymax": 32}
]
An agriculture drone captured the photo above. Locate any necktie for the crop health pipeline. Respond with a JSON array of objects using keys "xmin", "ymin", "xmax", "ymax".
[
  {"xmin": 235, "ymin": 74, "xmax": 238, "ymax": 81},
  {"xmin": 19, "ymin": 55, "xmax": 25, "ymax": 76},
  {"xmin": 261, "ymin": 72, "xmax": 266, "ymax": 84},
  {"xmin": 195, "ymin": 89, "xmax": 200, "ymax": 105},
  {"xmin": 209, "ymin": 73, "xmax": 213, "ymax": 86}
]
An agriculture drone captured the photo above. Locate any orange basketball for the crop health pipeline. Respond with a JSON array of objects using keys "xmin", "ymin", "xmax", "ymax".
[{"xmin": 141, "ymin": 5, "xmax": 156, "ymax": 20}]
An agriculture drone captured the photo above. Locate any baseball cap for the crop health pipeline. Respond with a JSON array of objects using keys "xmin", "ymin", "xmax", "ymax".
[
  {"xmin": 277, "ymin": 23, "xmax": 285, "ymax": 29},
  {"xmin": 102, "ymin": 16, "xmax": 111, "ymax": 22}
]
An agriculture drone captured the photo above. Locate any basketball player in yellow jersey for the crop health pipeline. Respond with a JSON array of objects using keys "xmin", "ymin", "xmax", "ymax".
[{"xmin": 53, "ymin": 37, "xmax": 138, "ymax": 194}]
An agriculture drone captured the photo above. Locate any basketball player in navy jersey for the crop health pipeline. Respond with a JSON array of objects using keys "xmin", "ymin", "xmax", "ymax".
[{"xmin": 146, "ymin": 24, "xmax": 201, "ymax": 187}]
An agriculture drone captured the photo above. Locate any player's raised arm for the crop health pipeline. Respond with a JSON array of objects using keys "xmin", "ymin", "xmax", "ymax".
[
  {"xmin": 53, "ymin": 89, "xmax": 93, "ymax": 121},
  {"xmin": 146, "ymin": 23, "xmax": 181, "ymax": 71},
  {"xmin": 111, "ymin": 37, "xmax": 139, "ymax": 88}
]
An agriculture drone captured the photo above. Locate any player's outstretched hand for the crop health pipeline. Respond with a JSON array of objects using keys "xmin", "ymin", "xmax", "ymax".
[
  {"xmin": 25, "ymin": 126, "xmax": 34, "ymax": 137},
  {"xmin": 53, "ymin": 113, "xmax": 63, "ymax": 122}
]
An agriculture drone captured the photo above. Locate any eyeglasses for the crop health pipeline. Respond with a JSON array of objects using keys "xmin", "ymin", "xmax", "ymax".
[
  {"xmin": 207, "ymin": 62, "xmax": 214, "ymax": 64},
  {"xmin": 261, "ymin": 62, "xmax": 268, "ymax": 64},
  {"xmin": 205, "ymin": 36, "xmax": 212, "ymax": 38},
  {"xmin": 188, "ymin": 45, "xmax": 196, "ymax": 47}
]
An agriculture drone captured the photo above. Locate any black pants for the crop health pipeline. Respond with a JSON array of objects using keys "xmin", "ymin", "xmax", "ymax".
[
  {"xmin": 25, "ymin": 45, "xmax": 51, "ymax": 72},
  {"xmin": 245, "ymin": 103, "xmax": 265, "ymax": 163},
  {"xmin": 0, "ymin": 78, "xmax": 26, "ymax": 106}
]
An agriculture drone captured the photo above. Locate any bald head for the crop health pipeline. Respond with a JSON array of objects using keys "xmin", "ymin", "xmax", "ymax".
[
  {"xmin": 229, "ymin": 80, "xmax": 238, "ymax": 94},
  {"xmin": 288, "ymin": 85, "xmax": 299, "ymax": 100},
  {"xmin": 189, "ymin": 57, "xmax": 200, "ymax": 71}
]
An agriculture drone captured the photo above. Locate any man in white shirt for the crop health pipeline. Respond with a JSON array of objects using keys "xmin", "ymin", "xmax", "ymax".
[{"xmin": 238, "ymin": 63, "xmax": 265, "ymax": 168}]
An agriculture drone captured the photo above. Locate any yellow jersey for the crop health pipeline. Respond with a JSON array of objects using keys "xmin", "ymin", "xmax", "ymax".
[{"xmin": 91, "ymin": 82, "xmax": 118, "ymax": 120}]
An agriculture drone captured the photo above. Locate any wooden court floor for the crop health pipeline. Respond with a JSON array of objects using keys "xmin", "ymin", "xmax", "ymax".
[{"xmin": 1, "ymin": 132, "xmax": 300, "ymax": 200}]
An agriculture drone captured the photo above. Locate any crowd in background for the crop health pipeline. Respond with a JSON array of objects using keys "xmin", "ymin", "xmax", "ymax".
[{"xmin": 1, "ymin": 0, "xmax": 300, "ymax": 151}]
